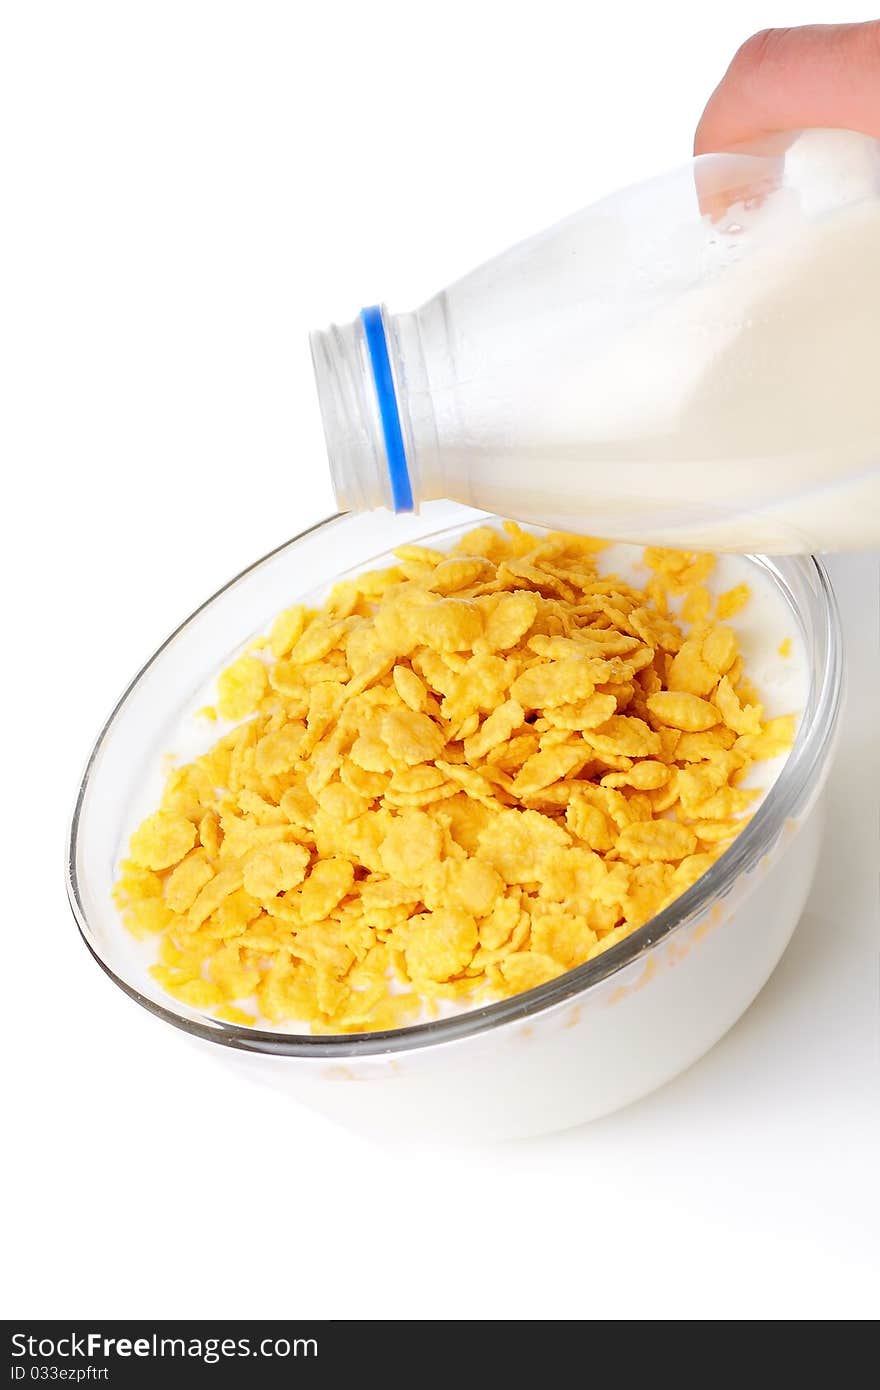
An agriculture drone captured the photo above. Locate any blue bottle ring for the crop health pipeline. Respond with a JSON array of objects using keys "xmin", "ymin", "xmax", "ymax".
[{"xmin": 360, "ymin": 305, "xmax": 414, "ymax": 512}]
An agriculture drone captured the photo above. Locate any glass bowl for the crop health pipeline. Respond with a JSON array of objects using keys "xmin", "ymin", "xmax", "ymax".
[{"xmin": 67, "ymin": 501, "xmax": 843, "ymax": 1140}]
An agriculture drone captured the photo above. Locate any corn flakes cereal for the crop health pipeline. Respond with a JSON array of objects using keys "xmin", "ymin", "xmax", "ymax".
[
  {"xmin": 115, "ymin": 522, "xmax": 797, "ymax": 1034},
  {"xmin": 405, "ymin": 908, "xmax": 479, "ymax": 983},
  {"xmin": 128, "ymin": 811, "xmax": 197, "ymax": 872},
  {"xmin": 242, "ymin": 843, "xmax": 310, "ymax": 899},
  {"xmin": 216, "ymin": 655, "xmax": 268, "ymax": 721},
  {"xmin": 716, "ymin": 583, "xmax": 751, "ymax": 620},
  {"xmin": 646, "ymin": 691, "xmax": 721, "ymax": 732},
  {"xmin": 268, "ymin": 604, "xmax": 307, "ymax": 659},
  {"xmin": 616, "ymin": 819, "xmax": 698, "ymax": 864},
  {"xmin": 380, "ymin": 707, "xmax": 446, "ymax": 765}
]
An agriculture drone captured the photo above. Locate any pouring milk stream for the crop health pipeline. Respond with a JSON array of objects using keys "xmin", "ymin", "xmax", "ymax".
[{"xmin": 311, "ymin": 129, "xmax": 880, "ymax": 553}]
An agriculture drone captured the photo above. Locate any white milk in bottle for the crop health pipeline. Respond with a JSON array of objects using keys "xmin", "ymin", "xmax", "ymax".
[{"xmin": 311, "ymin": 129, "xmax": 880, "ymax": 552}]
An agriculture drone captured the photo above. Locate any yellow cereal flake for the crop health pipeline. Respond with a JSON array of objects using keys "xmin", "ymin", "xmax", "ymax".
[
  {"xmin": 500, "ymin": 951, "xmax": 563, "ymax": 993},
  {"xmin": 424, "ymin": 858, "xmax": 504, "ymax": 917},
  {"xmin": 165, "ymin": 850, "xmax": 214, "ymax": 913},
  {"xmin": 702, "ymin": 626, "xmax": 738, "ymax": 675},
  {"xmin": 524, "ymin": 654, "xmax": 606, "ymax": 707},
  {"xmin": 714, "ymin": 675, "xmax": 763, "ymax": 736},
  {"xmin": 269, "ymin": 604, "xmax": 307, "ymax": 659},
  {"xmin": 680, "ymin": 584, "xmax": 711, "ymax": 624},
  {"xmin": 511, "ymin": 745, "xmax": 587, "ymax": 798},
  {"xmin": 215, "ymin": 1004, "xmax": 258, "ymax": 1027},
  {"xmin": 484, "ymin": 591, "xmax": 540, "ymax": 651},
  {"xmin": 716, "ymin": 583, "xmax": 751, "ymax": 620},
  {"xmin": 162, "ymin": 977, "xmax": 225, "ymax": 1009},
  {"xmin": 300, "ymin": 859, "xmax": 355, "ymax": 923},
  {"xmin": 735, "ymin": 713, "xmax": 797, "ymax": 760},
  {"xmin": 616, "ymin": 819, "xmax": 698, "ymax": 864},
  {"xmin": 245, "ymin": 842, "xmax": 311, "ymax": 898},
  {"xmin": 115, "ymin": 522, "xmax": 797, "ymax": 1033},
  {"xmin": 531, "ymin": 912, "xmax": 598, "ymax": 968},
  {"xmin": 380, "ymin": 707, "xmax": 446, "ymax": 765},
  {"xmin": 392, "ymin": 663, "xmax": 427, "ymax": 711},
  {"xmin": 463, "ymin": 699, "xmax": 524, "ymax": 761},
  {"xmin": 405, "ymin": 908, "xmax": 479, "ymax": 983},
  {"xmin": 129, "ymin": 811, "xmax": 197, "ymax": 872},
  {"xmin": 216, "ymin": 654, "xmax": 268, "ymax": 720},
  {"xmin": 426, "ymin": 556, "xmax": 494, "ymax": 593},
  {"xmin": 646, "ymin": 691, "xmax": 721, "ymax": 732}
]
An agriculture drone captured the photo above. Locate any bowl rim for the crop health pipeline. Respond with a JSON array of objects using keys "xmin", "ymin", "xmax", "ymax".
[{"xmin": 66, "ymin": 510, "xmax": 844, "ymax": 1059}]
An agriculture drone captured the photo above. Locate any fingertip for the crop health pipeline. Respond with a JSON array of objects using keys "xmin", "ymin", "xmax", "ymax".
[{"xmin": 695, "ymin": 21, "xmax": 880, "ymax": 155}]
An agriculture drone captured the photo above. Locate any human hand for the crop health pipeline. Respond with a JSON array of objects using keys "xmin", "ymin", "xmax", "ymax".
[{"xmin": 696, "ymin": 21, "xmax": 880, "ymax": 154}]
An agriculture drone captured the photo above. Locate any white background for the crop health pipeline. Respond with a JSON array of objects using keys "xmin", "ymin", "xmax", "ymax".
[{"xmin": 2, "ymin": 0, "xmax": 878, "ymax": 1321}]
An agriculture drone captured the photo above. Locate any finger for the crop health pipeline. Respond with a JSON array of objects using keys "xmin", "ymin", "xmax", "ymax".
[
  {"xmin": 693, "ymin": 147, "xmax": 786, "ymax": 224},
  {"xmin": 695, "ymin": 22, "xmax": 880, "ymax": 156}
]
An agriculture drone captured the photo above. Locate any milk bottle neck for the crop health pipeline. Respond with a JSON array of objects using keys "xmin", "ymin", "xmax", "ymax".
[{"xmin": 310, "ymin": 305, "xmax": 436, "ymax": 515}]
